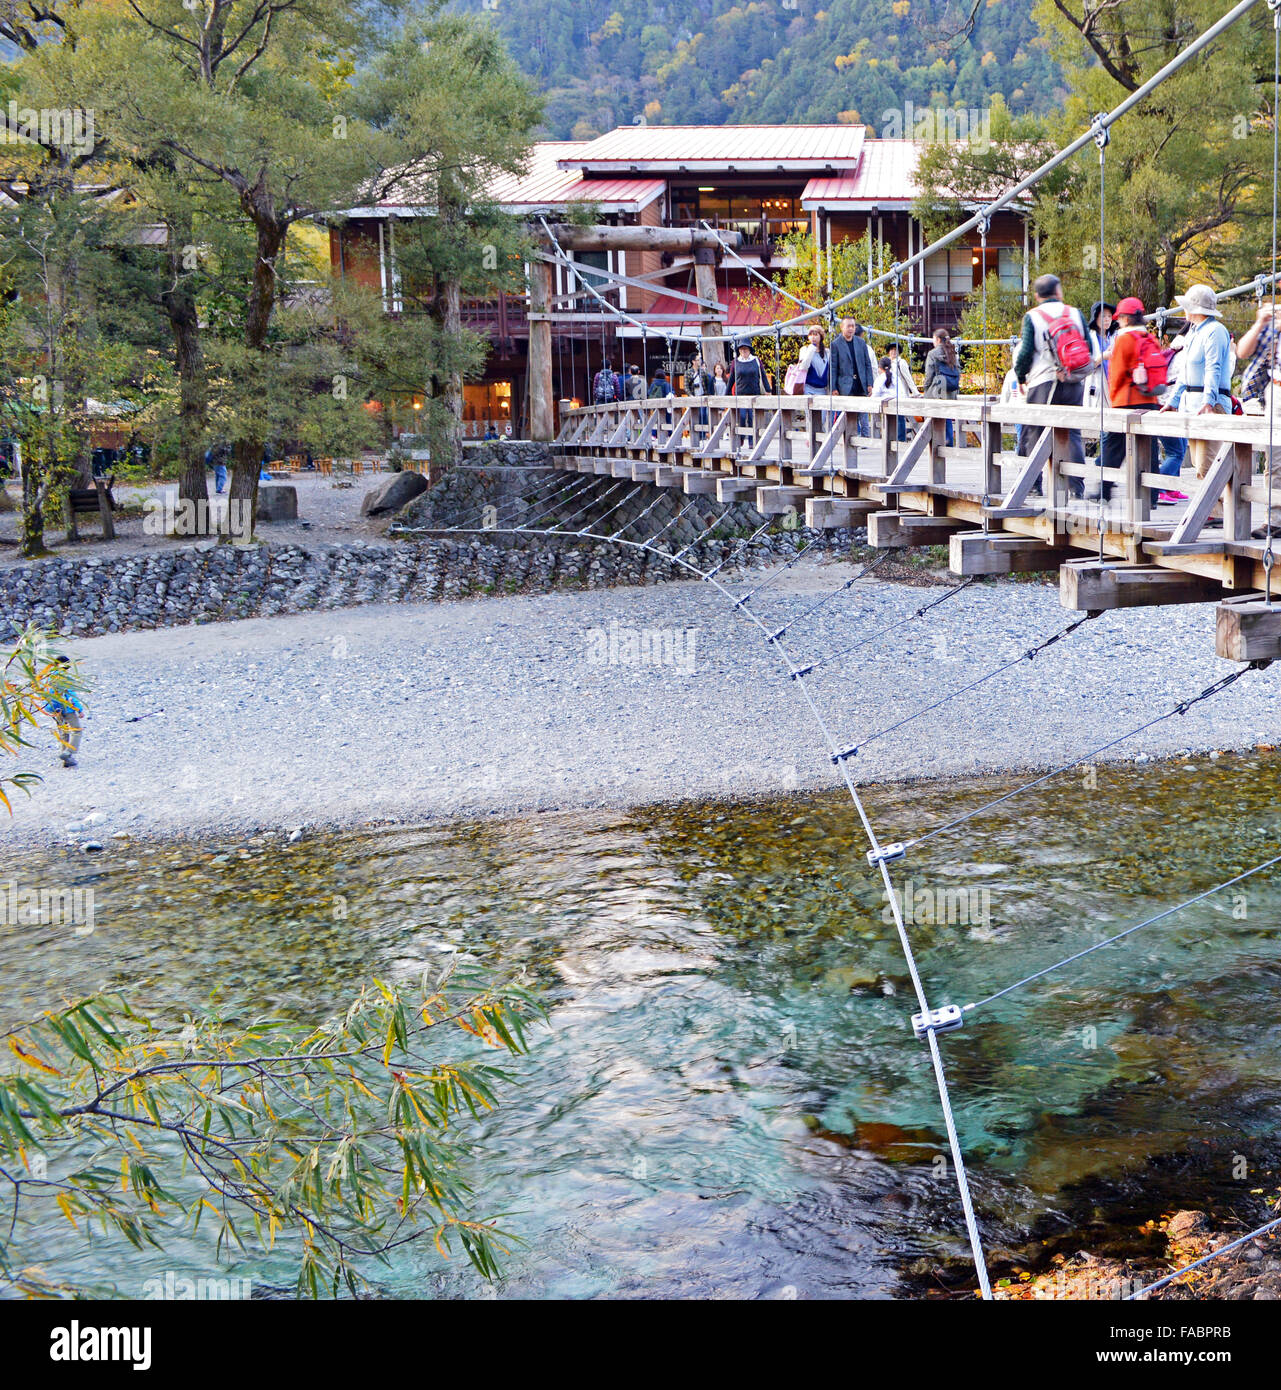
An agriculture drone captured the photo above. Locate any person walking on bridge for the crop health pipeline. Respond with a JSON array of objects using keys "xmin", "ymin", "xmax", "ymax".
[
  {"xmin": 1014, "ymin": 273, "xmax": 1095, "ymax": 497},
  {"xmin": 832, "ymin": 316, "xmax": 876, "ymax": 437},
  {"xmin": 1160, "ymin": 283, "xmax": 1233, "ymax": 524}
]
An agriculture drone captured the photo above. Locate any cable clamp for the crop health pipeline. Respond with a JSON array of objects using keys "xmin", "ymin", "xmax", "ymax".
[
  {"xmin": 1091, "ymin": 113, "xmax": 1110, "ymax": 149},
  {"xmin": 976, "ymin": 215, "xmax": 991, "ymax": 240},
  {"xmin": 867, "ymin": 842, "xmax": 907, "ymax": 866},
  {"xmin": 790, "ymin": 663, "xmax": 814, "ymax": 680},
  {"xmin": 831, "ymin": 744, "xmax": 858, "ymax": 764},
  {"xmin": 912, "ymin": 1004, "xmax": 964, "ymax": 1041}
]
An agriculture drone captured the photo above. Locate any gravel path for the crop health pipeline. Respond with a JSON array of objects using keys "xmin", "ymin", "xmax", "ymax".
[
  {"xmin": 0, "ymin": 472, "xmax": 390, "ymax": 564},
  {"xmin": 5, "ymin": 555, "xmax": 1279, "ymax": 847}
]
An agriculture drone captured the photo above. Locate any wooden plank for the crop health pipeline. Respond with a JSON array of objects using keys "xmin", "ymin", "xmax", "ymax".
[
  {"xmin": 1216, "ymin": 594, "xmax": 1281, "ymax": 661},
  {"xmin": 746, "ymin": 410, "xmax": 783, "ymax": 466},
  {"xmin": 1060, "ymin": 560, "xmax": 1223, "ymax": 611},
  {"xmin": 999, "ymin": 425, "xmax": 1054, "ymax": 512},
  {"xmin": 882, "ymin": 420, "xmax": 934, "ymax": 489},
  {"xmin": 696, "ymin": 408, "xmax": 735, "ymax": 460},
  {"xmin": 630, "ymin": 463, "xmax": 657, "ymax": 482}
]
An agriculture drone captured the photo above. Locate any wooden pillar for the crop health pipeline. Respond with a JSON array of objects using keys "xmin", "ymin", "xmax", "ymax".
[
  {"xmin": 693, "ymin": 248, "xmax": 725, "ymax": 373},
  {"xmin": 528, "ymin": 258, "xmax": 554, "ymax": 442}
]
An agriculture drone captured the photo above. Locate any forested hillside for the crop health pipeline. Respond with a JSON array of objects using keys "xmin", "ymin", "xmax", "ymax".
[{"xmin": 454, "ymin": 0, "xmax": 1063, "ymax": 139}]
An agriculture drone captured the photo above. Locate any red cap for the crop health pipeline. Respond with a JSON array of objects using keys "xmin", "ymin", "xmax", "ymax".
[{"xmin": 1115, "ymin": 296, "xmax": 1145, "ymax": 316}]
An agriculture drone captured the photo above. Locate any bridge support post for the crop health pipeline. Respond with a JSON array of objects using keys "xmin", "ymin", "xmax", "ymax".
[{"xmin": 528, "ymin": 258, "xmax": 555, "ymax": 441}]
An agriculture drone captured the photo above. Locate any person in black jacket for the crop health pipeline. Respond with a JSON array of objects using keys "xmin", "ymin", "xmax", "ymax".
[{"xmin": 831, "ymin": 316, "xmax": 876, "ymax": 436}]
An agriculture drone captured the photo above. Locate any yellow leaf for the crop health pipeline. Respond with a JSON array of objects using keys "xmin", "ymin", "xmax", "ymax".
[
  {"xmin": 8, "ymin": 1037, "xmax": 60, "ymax": 1076},
  {"xmin": 56, "ymin": 1193, "xmax": 79, "ymax": 1230}
]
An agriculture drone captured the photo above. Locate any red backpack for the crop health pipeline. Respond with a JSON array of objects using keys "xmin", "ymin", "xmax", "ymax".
[
  {"xmin": 1033, "ymin": 304, "xmax": 1093, "ymax": 381},
  {"xmin": 1126, "ymin": 329, "xmax": 1170, "ymax": 395}
]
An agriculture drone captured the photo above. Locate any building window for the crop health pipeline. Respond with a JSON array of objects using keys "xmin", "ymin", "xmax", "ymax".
[
  {"xmin": 997, "ymin": 247, "xmax": 1022, "ymax": 291},
  {"xmin": 924, "ymin": 248, "xmax": 972, "ymax": 296}
]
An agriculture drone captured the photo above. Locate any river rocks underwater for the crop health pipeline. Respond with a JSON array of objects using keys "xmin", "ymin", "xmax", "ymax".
[{"xmin": 4, "ymin": 749, "xmax": 1281, "ymax": 1298}]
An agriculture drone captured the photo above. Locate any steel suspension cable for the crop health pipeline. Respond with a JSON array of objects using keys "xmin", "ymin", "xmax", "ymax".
[
  {"xmin": 828, "ymin": 611, "xmax": 1101, "ymax": 765},
  {"xmin": 767, "ymin": 0, "xmax": 1264, "ymax": 333},
  {"xmin": 1267, "ymin": 0, "xmax": 1280, "ymax": 606},
  {"xmin": 791, "ymin": 576, "xmax": 980, "ymax": 680},
  {"xmin": 904, "ymin": 662, "xmax": 1270, "ymax": 852},
  {"xmin": 964, "ymin": 851, "xmax": 1281, "ymax": 1016},
  {"xmin": 1127, "ymin": 1208, "xmax": 1281, "ymax": 1300}
]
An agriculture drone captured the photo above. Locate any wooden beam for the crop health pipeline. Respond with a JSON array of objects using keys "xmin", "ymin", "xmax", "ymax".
[
  {"xmin": 756, "ymin": 484, "xmax": 812, "ymax": 516},
  {"xmin": 806, "ymin": 497, "xmax": 878, "ymax": 529},
  {"xmin": 527, "ymin": 258, "xmax": 554, "ymax": 442},
  {"xmin": 682, "ymin": 470, "xmax": 718, "ymax": 495},
  {"xmin": 1216, "ymin": 594, "xmax": 1281, "ymax": 662},
  {"xmin": 715, "ymin": 476, "xmax": 762, "ymax": 502},
  {"xmin": 542, "ymin": 224, "xmax": 740, "ymax": 253},
  {"xmin": 1061, "ymin": 559, "xmax": 1223, "ymax": 611},
  {"xmin": 868, "ymin": 511, "xmax": 965, "ymax": 549},
  {"xmin": 949, "ymin": 531, "xmax": 1073, "ymax": 576}
]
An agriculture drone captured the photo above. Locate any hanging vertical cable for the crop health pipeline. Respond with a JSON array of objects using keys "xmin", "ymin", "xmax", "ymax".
[{"xmin": 1092, "ymin": 112, "xmax": 1110, "ymax": 560}]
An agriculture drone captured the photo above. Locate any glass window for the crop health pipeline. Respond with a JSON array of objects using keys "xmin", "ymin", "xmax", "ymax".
[{"xmin": 924, "ymin": 248, "xmax": 971, "ymax": 295}]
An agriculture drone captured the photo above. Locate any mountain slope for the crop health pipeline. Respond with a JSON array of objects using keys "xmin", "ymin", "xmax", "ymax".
[{"xmin": 454, "ymin": 0, "xmax": 1062, "ymax": 138}]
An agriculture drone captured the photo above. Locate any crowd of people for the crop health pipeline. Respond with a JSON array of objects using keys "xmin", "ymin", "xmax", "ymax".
[{"xmin": 584, "ymin": 275, "xmax": 1281, "ymax": 539}]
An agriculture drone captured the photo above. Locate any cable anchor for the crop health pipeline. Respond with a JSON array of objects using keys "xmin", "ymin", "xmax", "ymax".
[
  {"xmin": 912, "ymin": 1004, "xmax": 965, "ymax": 1041},
  {"xmin": 1091, "ymin": 113, "xmax": 1110, "ymax": 150},
  {"xmin": 866, "ymin": 842, "xmax": 907, "ymax": 866}
]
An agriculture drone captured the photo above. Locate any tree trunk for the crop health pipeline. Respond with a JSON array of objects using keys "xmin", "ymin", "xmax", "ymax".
[
  {"xmin": 441, "ymin": 276, "xmax": 464, "ymax": 468},
  {"xmin": 19, "ymin": 454, "xmax": 47, "ymax": 559},
  {"xmin": 227, "ymin": 214, "xmax": 287, "ymax": 537},
  {"xmin": 162, "ymin": 215, "xmax": 210, "ymax": 526}
]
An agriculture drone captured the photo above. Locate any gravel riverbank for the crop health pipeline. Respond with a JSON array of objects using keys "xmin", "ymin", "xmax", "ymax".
[{"xmin": 5, "ymin": 552, "xmax": 1278, "ymax": 849}]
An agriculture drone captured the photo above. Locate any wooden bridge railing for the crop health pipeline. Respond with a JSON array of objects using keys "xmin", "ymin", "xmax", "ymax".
[{"xmin": 553, "ymin": 392, "xmax": 1281, "ymax": 656}]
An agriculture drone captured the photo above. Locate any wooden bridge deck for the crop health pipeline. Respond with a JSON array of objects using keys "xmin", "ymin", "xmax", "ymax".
[{"xmin": 554, "ymin": 395, "xmax": 1281, "ymax": 661}]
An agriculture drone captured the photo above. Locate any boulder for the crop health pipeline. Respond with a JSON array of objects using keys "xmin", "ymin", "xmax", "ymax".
[
  {"xmin": 256, "ymin": 484, "xmax": 298, "ymax": 523},
  {"xmin": 361, "ymin": 470, "xmax": 428, "ymax": 517}
]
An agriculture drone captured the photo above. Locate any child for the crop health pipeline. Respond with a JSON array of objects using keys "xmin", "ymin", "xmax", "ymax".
[{"xmin": 45, "ymin": 656, "xmax": 83, "ymax": 769}]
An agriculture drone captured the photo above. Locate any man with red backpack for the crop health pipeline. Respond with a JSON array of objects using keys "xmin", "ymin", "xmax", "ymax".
[
  {"xmin": 1014, "ymin": 273, "xmax": 1097, "ymax": 497},
  {"xmin": 1099, "ymin": 296, "xmax": 1164, "ymax": 503}
]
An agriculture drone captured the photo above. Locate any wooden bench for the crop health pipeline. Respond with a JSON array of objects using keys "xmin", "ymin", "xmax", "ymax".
[{"xmin": 68, "ymin": 476, "xmax": 118, "ymax": 540}]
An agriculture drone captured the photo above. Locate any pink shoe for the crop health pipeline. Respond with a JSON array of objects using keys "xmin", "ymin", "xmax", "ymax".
[{"xmin": 1158, "ymin": 490, "xmax": 1188, "ymax": 503}]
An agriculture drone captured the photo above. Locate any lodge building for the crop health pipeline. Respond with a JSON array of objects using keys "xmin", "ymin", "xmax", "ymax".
[{"xmin": 329, "ymin": 124, "xmax": 1032, "ymax": 439}]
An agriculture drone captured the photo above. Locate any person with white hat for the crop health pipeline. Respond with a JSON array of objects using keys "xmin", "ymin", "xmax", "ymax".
[{"xmin": 1159, "ymin": 283, "xmax": 1234, "ymax": 519}]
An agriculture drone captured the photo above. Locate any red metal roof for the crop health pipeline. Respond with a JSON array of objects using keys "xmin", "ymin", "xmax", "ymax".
[
  {"xmin": 563, "ymin": 125, "xmax": 865, "ymax": 172},
  {"xmin": 801, "ymin": 141, "xmax": 921, "ymax": 209},
  {"xmin": 486, "ymin": 143, "xmax": 665, "ymax": 212},
  {"xmin": 638, "ymin": 288, "xmax": 778, "ymax": 331}
]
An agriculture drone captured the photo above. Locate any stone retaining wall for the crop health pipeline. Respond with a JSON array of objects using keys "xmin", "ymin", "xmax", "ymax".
[{"xmin": 0, "ymin": 441, "xmax": 861, "ymax": 639}]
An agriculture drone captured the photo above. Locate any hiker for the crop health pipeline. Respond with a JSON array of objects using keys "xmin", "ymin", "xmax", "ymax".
[
  {"xmin": 832, "ymin": 315, "xmax": 876, "ymax": 436},
  {"xmin": 1099, "ymin": 296, "xmax": 1163, "ymax": 504},
  {"xmin": 647, "ymin": 367, "xmax": 673, "ymax": 399},
  {"xmin": 626, "ymin": 364, "xmax": 645, "ymax": 401},
  {"xmin": 592, "ymin": 358, "xmax": 620, "ymax": 405},
  {"xmin": 686, "ymin": 352, "xmax": 711, "ymax": 429},
  {"xmin": 45, "ymin": 656, "xmax": 83, "ymax": 769},
  {"xmin": 923, "ymin": 328, "xmax": 961, "ymax": 447},
  {"xmin": 1014, "ymin": 273, "xmax": 1095, "ymax": 496},
  {"xmin": 870, "ymin": 356, "xmax": 898, "ymax": 438},
  {"xmin": 1236, "ymin": 301, "xmax": 1281, "ymax": 537},
  {"xmin": 1160, "ymin": 283, "xmax": 1233, "ymax": 523},
  {"xmin": 712, "ymin": 361, "xmax": 730, "ymax": 395},
  {"xmin": 731, "ymin": 338, "xmax": 766, "ymax": 431}
]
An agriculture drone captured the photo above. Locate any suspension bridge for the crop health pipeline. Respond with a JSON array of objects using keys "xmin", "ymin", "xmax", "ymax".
[{"xmin": 422, "ymin": 0, "xmax": 1281, "ymax": 1300}]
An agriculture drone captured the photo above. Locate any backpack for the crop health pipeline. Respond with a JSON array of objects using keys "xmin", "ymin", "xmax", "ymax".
[
  {"xmin": 1033, "ymin": 304, "xmax": 1094, "ymax": 381},
  {"xmin": 592, "ymin": 368, "xmax": 618, "ymax": 404},
  {"xmin": 1125, "ymin": 328, "xmax": 1169, "ymax": 395}
]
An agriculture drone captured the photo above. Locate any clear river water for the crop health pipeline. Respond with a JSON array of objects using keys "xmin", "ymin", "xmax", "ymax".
[{"xmin": 4, "ymin": 750, "xmax": 1281, "ymax": 1298}]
